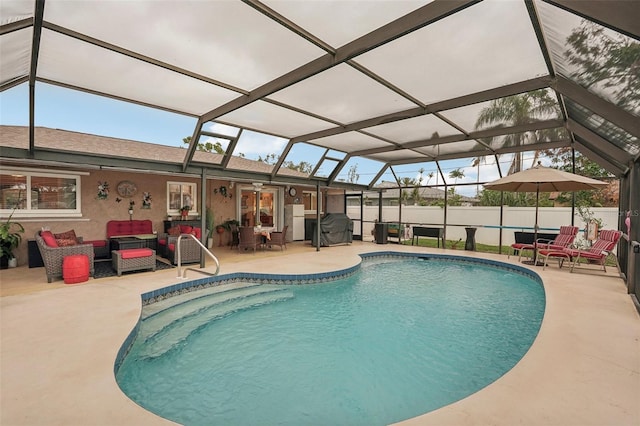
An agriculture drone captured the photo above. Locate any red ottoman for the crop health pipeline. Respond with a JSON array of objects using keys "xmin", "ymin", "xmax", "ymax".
[
  {"xmin": 112, "ymin": 248, "xmax": 156, "ymax": 276},
  {"xmin": 63, "ymin": 254, "xmax": 90, "ymax": 284}
]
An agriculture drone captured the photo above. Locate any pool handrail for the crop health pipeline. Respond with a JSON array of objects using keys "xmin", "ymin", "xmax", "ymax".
[{"xmin": 176, "ymin": 234, "xmax": 220, "ymax": 279}]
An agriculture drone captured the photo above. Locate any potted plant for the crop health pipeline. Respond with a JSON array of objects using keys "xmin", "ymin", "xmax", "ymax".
[
  {"xmin": 180, "ymin": 205, "xmax": 190, "ymax": 219},
  {"xmin": 222, "ymin": 218, "xmax": 240, "ymax": 232},
  {"xmin": 206, "ymin": 207, "xmax": 215, "ymax": 248},
  {"xmin": 0, "ymin": 208, "xmax": 25, "ymax": 269}
]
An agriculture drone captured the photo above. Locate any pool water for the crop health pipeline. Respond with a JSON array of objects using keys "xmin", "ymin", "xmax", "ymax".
[{"xmin": 116, "ymin": 257, "xmax": 545, "ymax": 426}]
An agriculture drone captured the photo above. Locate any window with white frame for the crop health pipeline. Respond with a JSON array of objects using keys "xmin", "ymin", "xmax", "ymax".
[
  {"xmin": 0, "ymin": 168, "xmax": 82, "ymax": 217},
  {"xmin": 167, "ymin": 182, "xmax": 197, "ymax": 215}
]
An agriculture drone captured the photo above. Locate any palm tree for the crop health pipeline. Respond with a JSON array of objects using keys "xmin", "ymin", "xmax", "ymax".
[
  {"xmin": 475, "ymin": 90, "xmax": 562, "ymax": 175},
  {"xmin": 471, "ymin": 156, "xmax": 487, "ymax": 197},
  {"xmin": 449, "ymin": 168, "xmax": 464, "ymax": 183},
  {"xmin": 448, "ymin": 168, "xmax": 465, "ymax": 195},
  {"xmin": 426, "ymin": 171, "xmax": 434, "ymax": 185},
  {"xmin": 399, "ymin": 177, "xmax": 414, "ymax": 205}
]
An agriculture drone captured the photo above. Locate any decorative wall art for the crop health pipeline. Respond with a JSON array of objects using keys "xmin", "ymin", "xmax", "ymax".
[
  {"xmin": 214, "ymin": 185, "xmax": 232, "ymax": 199},
  {"xmin": 142, "ymin": 192, "xmax": 152, "ymax": 209},
  {"xmin": 117, "ymin": 180, "xmax": 137, "ymax": 198},
  {"xmin": 97, "ymin": 181, "xmax": 109, "ymax": 200}
]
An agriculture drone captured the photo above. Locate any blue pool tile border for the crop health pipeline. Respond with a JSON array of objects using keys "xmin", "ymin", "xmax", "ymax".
[
  {"xmin": 140, "ymin": 264, "xmax": 361, "ymax": 306},
  {"xmin": 359, "ymin": 251, "xmax": 543, "ymax": 285}
]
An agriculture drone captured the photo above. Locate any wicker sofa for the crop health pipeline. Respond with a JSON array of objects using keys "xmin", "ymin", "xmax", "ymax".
[
  {"xmin": 106, "ymin": 219, "xmax": 153, "ymax": 239},
  {"xmin": 35, "ymin": 231, "xmax": 95, "ymax": 283},
  {"xmin": 83, "ymin": 220, "xmax": 155, "ymax": 259}
]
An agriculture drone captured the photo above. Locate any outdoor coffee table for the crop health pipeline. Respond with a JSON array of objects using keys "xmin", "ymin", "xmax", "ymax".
[{"xmin": 110, "ymin": 234, "xmax": 158, "ymax": 251}]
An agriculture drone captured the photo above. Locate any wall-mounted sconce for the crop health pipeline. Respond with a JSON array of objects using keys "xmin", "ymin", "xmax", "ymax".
[
  {"xmin": 252, "ymin": 182, "xmax": 263, "ymax": 192},
  {"xmin": 229, "ymin": 181, "xmax": 234, "ymax": 189}
]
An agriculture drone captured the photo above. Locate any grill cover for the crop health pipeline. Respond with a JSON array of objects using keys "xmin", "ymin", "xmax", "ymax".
[{"xmin": 311, "ymin": 213, "xmax": 354, "ymax": 246}]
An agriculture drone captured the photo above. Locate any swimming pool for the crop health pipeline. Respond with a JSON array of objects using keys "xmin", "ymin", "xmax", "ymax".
[{"xmin": 116, "ymin": 253, "xmax": 544, "ymax": 425}]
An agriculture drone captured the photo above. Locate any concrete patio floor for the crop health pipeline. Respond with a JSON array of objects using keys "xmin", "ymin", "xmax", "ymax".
[{"xmin": 1, "ymin": 241, "xmax": 638, "ymax": 425}]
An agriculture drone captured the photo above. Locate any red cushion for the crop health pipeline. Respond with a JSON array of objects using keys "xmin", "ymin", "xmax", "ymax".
[
  {"xmin": 168, "ymin": 226, "xmax": 181, "ymax": 236},
  {"xmin": 85, "ymin": 240, "xmax": 107, "ymax": 248},
  {"xmin": 106, "ymin": 220, "xmax": 153, "ymax": 238},
  {"xmin": 158, "ymin": 239, "xmax": 167, "ymax": 246},
  {"xmin": 565, "ymin": 249, "xmax": 604, "ymax": 260},
  {"xmin": 120, "ymin": 248, "xmax": 154, "ymax": 259},
  {"xmin": 168, "ymin": 243, "xmax": 175, "ymax": 251},
  {"xmin": 191, "ymin": 227, "xmax": 201, "ymax": 239},
  {"xmin": 179, "ymin": 225, "xmax": 193, "ymax": 234},
  {"xmin": 538, "ymin": 249, "xmax": 570, "ymax": 257},
  {"xmin": 511, "ymin": 243, "xmax": 529, "ymax": 250},
  {"xmin": 41, "ymin": 231, "xmax": 59, "ymax": 247},
  {"xmin": 539, "ymin": 243, "xmax": 566, "ymax": 251}
]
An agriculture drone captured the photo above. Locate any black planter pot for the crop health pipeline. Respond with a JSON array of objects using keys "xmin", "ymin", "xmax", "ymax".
[{"xmin": 0, "ymin": 255, "xmax": 8, "ymax": 270}]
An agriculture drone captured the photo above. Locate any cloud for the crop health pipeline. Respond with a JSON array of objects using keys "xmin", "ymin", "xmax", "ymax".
[
  {"xmin": 202, "ymin": 124, "xmax": 288, "ymax": 158},
  {"xmin": 234, "ymin": 130, "xmax": 288, "ymax": 158}
]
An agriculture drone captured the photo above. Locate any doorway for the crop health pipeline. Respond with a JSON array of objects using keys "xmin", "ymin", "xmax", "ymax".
[
  {"xmin": 345, "ymin": 193, "xmax": 363, "ymax": 241},
  {"xmin": 239, "ymin": 185, "xmax": 277, "ymax": 228}
]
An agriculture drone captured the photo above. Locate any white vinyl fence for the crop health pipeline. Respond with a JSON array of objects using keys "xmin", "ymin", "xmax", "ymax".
[{"xmin": 348, "ymin": 206, "xmax": 619, "ymax": 248}]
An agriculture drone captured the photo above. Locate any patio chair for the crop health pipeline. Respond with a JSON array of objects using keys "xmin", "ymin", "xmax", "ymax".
[
  {"xmin": 238, "ymin": 226, "xmax": 261, "ymax": 253},
  {"xmin": 165, "ymin": 230, "xmax": 209, "ymax": 265},
  {"xmin": 35, "ymin": 231, "xmax": 95, "ymax": 283},
  {"xmin": 229, "ymin": 224, "xmax": 240, "ymax": 250},
  {"xmin": 265, "ymin": 225, "xmax": 288, "ymax": 251},
  {"xmin": 516, "ymin": 225, "xmax": 579, "ymax": 262},
  {"xmin": 564, "ymin": 229, "xmax": 622, "ymax": 273}
]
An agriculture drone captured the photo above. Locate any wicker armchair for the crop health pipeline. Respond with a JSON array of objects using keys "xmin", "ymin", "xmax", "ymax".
[
  {"xmin": 238, "ymin": 226, "xmax": 261, "ymax": 253},
  {"xmin": 265, "ymin": 225, "xmax": 288, "ymax": 250},
  {"xmin": 35, "ymin": 231, "xmax": 95, "ymax": 283},
  {"xmin": 165, "ymin": 230, "xmax": 209, "ymax": 265}
]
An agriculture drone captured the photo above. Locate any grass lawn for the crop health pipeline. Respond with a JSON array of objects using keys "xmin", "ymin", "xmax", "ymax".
[
  {"xmin": 400, "ymin": 238, "xmax": 505, "ymax": 255},
  {"xmin": 400, "ymin": 238, "xmax": 618, "ymax": 266}
]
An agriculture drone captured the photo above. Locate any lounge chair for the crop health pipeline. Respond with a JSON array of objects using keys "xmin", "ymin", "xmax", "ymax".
[
  {"xmin": 539, "ymin": 229, "xmax": 621, "ymax": 272},
  {"xmin": 516, "ymin": 225, "xmax": 579, "ymax": 262},
  {"xmin": 564, "ymin": 229, "xmax": 622, "ymax": 273}
]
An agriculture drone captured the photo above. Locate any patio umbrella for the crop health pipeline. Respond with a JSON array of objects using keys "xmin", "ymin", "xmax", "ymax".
[{"xmin": 483, "ymin": 163, "xmax": 608, "ymax": 263}]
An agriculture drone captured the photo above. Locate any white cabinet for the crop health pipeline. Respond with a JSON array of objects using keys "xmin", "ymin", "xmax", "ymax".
[{"xmin": 284, "ymin": 204, "xmax": 304, "ymax": 241}]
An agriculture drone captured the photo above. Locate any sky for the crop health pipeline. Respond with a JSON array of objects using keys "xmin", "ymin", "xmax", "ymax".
[{"xmin": 0, "ymin": 82, "xmax": 533, "ymax": 197}]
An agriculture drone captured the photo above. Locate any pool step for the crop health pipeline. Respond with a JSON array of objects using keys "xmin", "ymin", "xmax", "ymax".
[
  {"xmin": 137, "ymin": 287, "xmax": 294, "ymax": 359},
  {"xmin": 141, "ymin": 285, "xmax": 289, "ymax": 339},
  {"xmin": 142, "ymin": 282, "xmax": 263, "ymax": 320}
]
